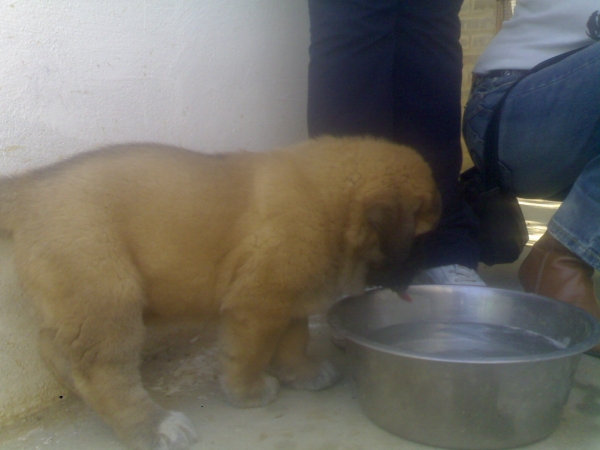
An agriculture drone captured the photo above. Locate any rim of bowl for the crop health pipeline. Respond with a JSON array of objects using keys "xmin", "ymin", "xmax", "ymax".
[{"xmin": 330, "ymin": 286, "xmax": 600, "ymax": 364}]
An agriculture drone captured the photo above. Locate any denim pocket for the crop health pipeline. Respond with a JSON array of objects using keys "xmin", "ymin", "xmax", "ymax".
[{"xmin": 462, "ymin": 76, "xmax": 520, "ymax": 170}]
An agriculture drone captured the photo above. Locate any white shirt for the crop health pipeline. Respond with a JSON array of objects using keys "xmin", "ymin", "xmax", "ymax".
[{"xmin": 473, "ymin": 0, "xmax": 599, "ymax": 73}]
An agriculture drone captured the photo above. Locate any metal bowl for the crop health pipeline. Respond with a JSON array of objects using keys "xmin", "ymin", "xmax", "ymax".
[{"xmin": 328, "ymin": 286, "xmax": 600, "ymax": 450}]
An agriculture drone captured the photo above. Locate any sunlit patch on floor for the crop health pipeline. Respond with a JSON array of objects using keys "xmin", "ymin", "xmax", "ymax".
[
  {"xmin": 518, "ymin": 199, "xmax": 561, "ymax": 209},
  {"xmin": 525, "ymin": 221, "xmax": 547, "ymax": 246},
  {"xmin": 519, "ymin": 199, "xmax": 561, "ymax": 246}
]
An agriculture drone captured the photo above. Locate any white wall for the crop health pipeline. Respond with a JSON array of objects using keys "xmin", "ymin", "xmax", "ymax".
[
  {"xmin": 0, "ymin": 0, "xmax": 310, "ymax": 172},
  {"xmin": 0, "ymin": 0, "xmax": 310, "ymax": 425}
]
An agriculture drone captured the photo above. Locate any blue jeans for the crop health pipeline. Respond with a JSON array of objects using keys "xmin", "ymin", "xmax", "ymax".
[
  {"xmin": 463, "ymin": 41, "xmax": 600, "ymax": 270},
  {"xmin": 308, "ymin": 0, "xmax": 480, "ymax": 270}
]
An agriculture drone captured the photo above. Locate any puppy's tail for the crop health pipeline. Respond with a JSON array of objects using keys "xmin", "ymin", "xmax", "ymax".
[{"xmin": 0, "ymin": 176, "xmax": 20, "ymax": 233}]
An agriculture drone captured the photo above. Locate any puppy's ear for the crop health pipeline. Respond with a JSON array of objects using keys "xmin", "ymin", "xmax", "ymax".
[
  {"xmin": 365, "ymin": 191, "xmax": 441, "ymax": 291},
  {"xmin": 366, "ymin": 190, "xmax": 441, "ymax": 259},
  {"xmin": 366, "ymin": 201, "xmax": 415, "ymax": 267},
  {"xmin": 365, "ymin": 201, "xmax": 417, "ymax": 290},
  {"xmin": 413, "ymin": 189, "xmax": 442, "ymax": 236}
]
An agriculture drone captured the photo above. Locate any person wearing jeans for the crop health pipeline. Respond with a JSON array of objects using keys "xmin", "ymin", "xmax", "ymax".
[
  {"xmin": 463, "ymin": 0, "xmax": 600, "ymax": 352},
  {"xmin": 307, "ymin": 0, "xmax": 485, "ymax": 286}
]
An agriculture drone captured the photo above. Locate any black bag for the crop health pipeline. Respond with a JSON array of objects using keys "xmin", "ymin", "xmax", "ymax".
[
  {"xmin": 460, "ymin": 69, "xmax": 529, "ymax": 266},
  {"xmin": 461, "ymin": 47, "xmax": 587, "ymax": 266},
  {"xmin": 460, "ymin": 166, "xmax": 528, "ymax": 266}
]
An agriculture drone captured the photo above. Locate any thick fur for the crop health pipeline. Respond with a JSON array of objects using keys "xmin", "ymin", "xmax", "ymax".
[{"xmin": 0, "ymin": 136, "xmax": 440, "ymax": 450}]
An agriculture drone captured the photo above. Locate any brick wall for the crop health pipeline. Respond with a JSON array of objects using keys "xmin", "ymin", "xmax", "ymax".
[
  {"xmin": 459, "ymin": 0, "xmax": 497, "ymax": 107},
  {"xmin": 458, "ymin": 0, "xmax": 498, "ymax": 168}
]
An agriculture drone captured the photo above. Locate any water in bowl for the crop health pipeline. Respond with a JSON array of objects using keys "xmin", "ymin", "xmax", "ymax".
[{"xmin": 367, "ymin": 322, "xmax": 566, "ymax": 358}]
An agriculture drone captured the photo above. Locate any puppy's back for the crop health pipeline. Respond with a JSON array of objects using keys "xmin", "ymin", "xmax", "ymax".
[{"xmin": 0, "ymin": 144, "xmax": 252, "ymax": 232}]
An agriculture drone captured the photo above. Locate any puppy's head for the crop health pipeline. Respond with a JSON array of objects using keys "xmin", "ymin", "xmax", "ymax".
[{"xmin": 322, "ymin": 136, "xmax": 441, "ymax": 292}]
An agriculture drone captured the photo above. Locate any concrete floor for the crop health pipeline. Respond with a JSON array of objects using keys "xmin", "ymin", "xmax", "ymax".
[{"xmin": 0, "ymin": 200, "xmax": 599, "ymax": 450}]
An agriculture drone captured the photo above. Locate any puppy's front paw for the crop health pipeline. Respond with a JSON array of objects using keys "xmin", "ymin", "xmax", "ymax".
[
  {"xmin": 220, "ymin": 373, "xmax": 280, "ymax": 408},
  {"xmin": 155, "ymin": 411, "xmax": 198, "ymax": 450},
  {"xmin": 275, "ymin": 358, "xmax": 342, "ymax": 391}
]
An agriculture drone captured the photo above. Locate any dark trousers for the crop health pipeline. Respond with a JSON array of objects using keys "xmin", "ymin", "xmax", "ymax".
[{"xmin": 307, "ymin": 0, "xmax": 480, "ymax": 269}]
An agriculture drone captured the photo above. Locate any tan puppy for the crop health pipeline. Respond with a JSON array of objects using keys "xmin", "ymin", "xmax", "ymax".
[{"xmin": 0, "ymin": 136, "xmax": 440, "ymax": 450}]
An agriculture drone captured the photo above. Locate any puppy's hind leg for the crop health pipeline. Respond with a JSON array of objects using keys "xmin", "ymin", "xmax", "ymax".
[{"xmin": 35, "ymin": 284, "xmax": 197, "ymax": 450}]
